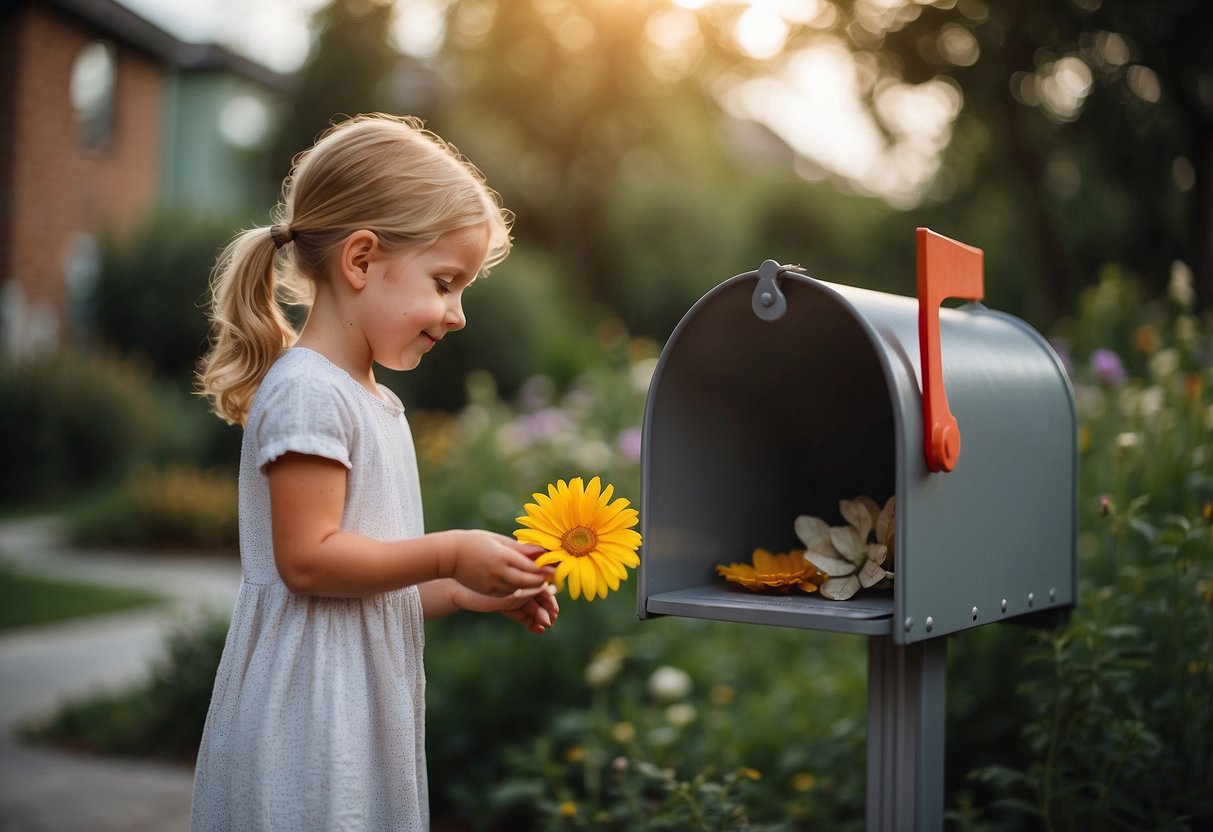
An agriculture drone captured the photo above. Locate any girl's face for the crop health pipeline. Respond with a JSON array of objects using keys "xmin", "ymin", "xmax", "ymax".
[{"xmin": 359, "ymin": 224, "xmax": 489, "ymax": 372}]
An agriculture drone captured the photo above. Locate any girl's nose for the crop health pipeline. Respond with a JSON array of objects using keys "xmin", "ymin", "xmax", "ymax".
[{"xmin": 444, "ymin": 298, "xmax": 465, "ymax": 331}]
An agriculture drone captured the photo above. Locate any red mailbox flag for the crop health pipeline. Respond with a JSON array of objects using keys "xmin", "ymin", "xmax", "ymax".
[{"xmin": 917, "ymin": 228, "xmax": 985, "ymax": 473}]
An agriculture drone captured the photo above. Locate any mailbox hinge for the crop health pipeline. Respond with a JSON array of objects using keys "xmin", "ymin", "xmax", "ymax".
[{"xmin": 751, "ymin": 259, "xmax": 805, "ymax": 322}]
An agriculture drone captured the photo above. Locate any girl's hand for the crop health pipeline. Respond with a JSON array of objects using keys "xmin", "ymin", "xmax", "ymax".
[
  {"xmin": 447, "ymin": 531, "xmax": 554, "ymax": 596},
  {"xmin": 453, "ymin": 583, "xmax": 560, "ymax": 635}
]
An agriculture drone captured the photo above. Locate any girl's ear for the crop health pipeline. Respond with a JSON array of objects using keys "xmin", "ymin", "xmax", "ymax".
[{"xmin": 338, "ymin": 230, "xmax": 380, "ymax": 290}]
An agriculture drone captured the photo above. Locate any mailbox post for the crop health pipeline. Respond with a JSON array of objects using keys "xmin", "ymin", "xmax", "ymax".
[{"xmin": 638, "ymin": 229, "xmax": 1076, "ymax": 830}]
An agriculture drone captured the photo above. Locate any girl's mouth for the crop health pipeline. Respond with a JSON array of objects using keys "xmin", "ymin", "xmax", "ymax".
[{"xmin": 422, "ymin": 333, "xmax": 437, "ymax": 350}]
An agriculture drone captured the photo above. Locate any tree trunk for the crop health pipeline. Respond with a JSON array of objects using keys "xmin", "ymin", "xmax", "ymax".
[{"xmin": 996, "ymin": 95, "xmax": 1073, "ymax": 321}]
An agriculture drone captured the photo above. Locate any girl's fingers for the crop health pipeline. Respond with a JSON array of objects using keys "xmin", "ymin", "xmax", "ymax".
[
  {"xmin": 506, "ymin": 549, "xmax": 551, "ymax": 573},
  {"xmin": 504, "ymin": 538, "xmax": 547, "ymax": 559},
  {"xmin": 534, "ymin": 605, "xmax": 552, "ymax": 629}
]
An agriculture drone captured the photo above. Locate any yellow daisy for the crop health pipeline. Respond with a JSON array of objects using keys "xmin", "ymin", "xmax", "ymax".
[
  {"xmin": 715, "ymin": 548, "xmax": 823, "ymax": 594},
  {"xmin": 514, "ymin": 476, "xmax": 641, "ymax": 601}
]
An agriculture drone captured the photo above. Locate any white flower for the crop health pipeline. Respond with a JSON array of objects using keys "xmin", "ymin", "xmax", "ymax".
[
  {"xmin": 1117, "ymin": 432, "xmax": 1139, "ymax": 450},
  {"xmin": 1169, "ymin": 260, "xmax": 1195, "ymax": 310},
  {"xmin": 1176, "ymin": 315, "xmax": 1197, "ymax": 345},
  {"xmin": 665, "ymin": 703, "xmax": 698, "ymax": 727},
  {"xmin": 1149, "ymin": 350, "xmax": 1179, "ymax": 383},
  {"xmin": 1077, "ymin": 386, "xmax": 1108, "ymax": 419},
  {"xmin": 795, "ymin": 496, "xmax": 895, "ymax": 601},
  {"xmin": 584, "ymin": 653, "xmax": 623, "ymax": 688},
  {"xmin": 574, "ymin": 439, "xmax": 613, "ymax": 471},
  {"xmin": 584, "ymin": 639, "xmax": 628, "ymax": 688},
  {"xmin": 630, "ymin": 357, "xmax": 659, "ymax": 392},
  {"xmin": 647, "ymin": 666, "xmax": 692, "ymax": 702},
  {"xmin": 494, "ymin": 422, "xmax": 531, "ymax": 456}
]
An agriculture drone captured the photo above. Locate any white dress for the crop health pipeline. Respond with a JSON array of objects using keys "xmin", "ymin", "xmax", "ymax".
[{"xmin": 191, "ymin": 348, "xmax": 429, "ymax": 832}]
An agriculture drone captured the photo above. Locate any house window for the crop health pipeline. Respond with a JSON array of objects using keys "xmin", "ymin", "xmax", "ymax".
[{"xmin": 70, "ymin": 40, "xmax": 117, "ymax": 150}]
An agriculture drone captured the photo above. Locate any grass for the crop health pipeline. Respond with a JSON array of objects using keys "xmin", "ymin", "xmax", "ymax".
[{"xmin": 0, "ymin": 561, "xmax": 165, "ymax": 631}]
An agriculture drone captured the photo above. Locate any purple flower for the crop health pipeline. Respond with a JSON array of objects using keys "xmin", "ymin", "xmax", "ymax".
[
  {"xmin": 523, "ymin": 408, "xmax": 573, "ymax": 442},
  {"xmin": 615, "ymin": 427, "xmax": 643, "ymax": 462},
  {"xmin": 1091, "ymin": 349, "xmax": 1126, "ymax": 386}
]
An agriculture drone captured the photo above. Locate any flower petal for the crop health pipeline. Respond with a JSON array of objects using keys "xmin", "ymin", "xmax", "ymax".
[
  {"xmin": 803, "ymin": 552, "xmax": 856, "ymax": 577},
  {"xmin": 578, "ymin": 556, "xmax": 599, "ymax": 601},
  {"xmin": 515, "ymin": 528, "xmax": 563, "ymax": 551},
  {"xmin": 855, "ymin": 496, "xmax": 881, "ymax": 531},
  {"xmin": 592, "ymin": 552, "xmax": 624, "ymax": 589},
  {"xmin": 819, "ymin": 574, "xmax": 861, "ymax": 600},
  {"xmin": 598, "ymin": 533, "xmax": 640, "ymax": 550},
  {"xmin": 794, "ymin": 515, "xmax": 835, "ymax": 554},
  {"xmin": 566, "ymin": 557, "xmax": 583, "ymax": 599},
  {"xmin": 867, "ymin": 543, "xmax": 888, "ymax": 567},
  {"xmin": 839, "ymin": 499, "xmax": 872, "ymax": 542},
  {"xmin": 751, "ymin": 548, "xmax": 775, "ymax": 572},
  {"xmin": 877, "ymin": 496, "xmax": 896, "ymax": 545},
  {"xmin": 829, "ymin": 526, "xmax": 867, "ymax": 561},
  {"xmin": 596, "ymin": 504, "xmax": 637, "ymax": 534},
  {"xmin": 535, "ymin": 550, "xmax": 566, "ymax": 568},
  {"xmin": 858, "ymin": 560, "xmax": 887, "ymax": 588}
]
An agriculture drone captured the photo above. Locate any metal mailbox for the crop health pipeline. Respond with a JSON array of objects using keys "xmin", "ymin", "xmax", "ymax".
[{"xmin": 638, "ymin": 228, "xmax": 1077, "ymax": 645}]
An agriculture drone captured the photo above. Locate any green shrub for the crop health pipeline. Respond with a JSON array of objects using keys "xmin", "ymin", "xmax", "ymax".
[
  {"xmin": 27, "ymin": 280, "xmax": 1213, "ymax": 829},
  {"xmin": 477, "ymin": 615, "xmax": 869, "ymax": 832},
  {"xmin": 93, "ymin": 212, "xmax": 239, "ymax": 387},
  {"xmin": 0, "ymin": 351, "xmax": 157, "ymax": 504},
  {"xmin": 24, "ymin": 613, "xmax": 229, "ymax": 762},
  {"xmin": 69, "ymin": 465, "xmax": 238, "ymax": 551},
  {"xmin": 956, "ymin": 274, "xmax": 1213, "ymax": 830}
]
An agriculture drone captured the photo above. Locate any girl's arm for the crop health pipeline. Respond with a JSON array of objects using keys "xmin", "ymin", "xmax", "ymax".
[
  {"xmin": 417, "ymin": 579, "xmax": 560, "ymax": 634},
  {"xmin": 268, "ymin": 452, "xmax": 553, "ymax": 598}
]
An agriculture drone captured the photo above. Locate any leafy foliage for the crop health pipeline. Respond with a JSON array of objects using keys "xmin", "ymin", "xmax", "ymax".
[
  {"xmin": 27, "ymin": 276, "xmax": 1212, "ymax": 830},
  {"xmin": 93, "ymin": 211, "xmax": 238, "ymax": 387},
  {"xmin": 69, "ymin": 466, "xmax": 239, "ymax": 552},
  {"xmin": 958, "ymin": 273, "xmax": 1213, "ymax": 830},
  {"xmin": 24, "ymin": 614, "xmax": 230, "ymax": 762},
  {"xmin": 0, "ymin": 351, "xmax": 156, "ymax": 503}
]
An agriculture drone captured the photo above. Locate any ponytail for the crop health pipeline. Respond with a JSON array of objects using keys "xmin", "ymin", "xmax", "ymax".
[
  {"xmin": 198, "ymin": 113, "xmax": 512, "ymax": 426},
  {"xmin": 198, "ymin": 227, "xmax": 308, "ymax": 425}
]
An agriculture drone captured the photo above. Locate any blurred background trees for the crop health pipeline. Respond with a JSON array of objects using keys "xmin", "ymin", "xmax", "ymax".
[
  {"xmin": 266, "ymin": 0, "xmax": 1209, "ymax": 334},
  {"xmin": 7, "ymin": 1, "xmax": 1212, "ymax": 828},
  {"xmin": 9, "ymin": 0, "xmax": 1209, "ymax": 497}
]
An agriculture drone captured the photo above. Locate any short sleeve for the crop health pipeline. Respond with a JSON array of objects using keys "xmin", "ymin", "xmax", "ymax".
[{"xmin": 251, "ymin": 375, "xmax": 355, "ymax": 473}]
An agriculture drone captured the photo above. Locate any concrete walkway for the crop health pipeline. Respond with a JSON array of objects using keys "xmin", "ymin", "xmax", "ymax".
[{"xmin": 0, "ymin": 517, "xmax": 241, "ymax": 832}]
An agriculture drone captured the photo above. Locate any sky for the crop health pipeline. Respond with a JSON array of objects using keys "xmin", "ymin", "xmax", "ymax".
[
  {"xmin": 118, "ymin": 0, "xmax": 324, "ymax": 72},
  {"xmin": 114, "ymin": 0, "xmax": 957, "ymax": 206}
]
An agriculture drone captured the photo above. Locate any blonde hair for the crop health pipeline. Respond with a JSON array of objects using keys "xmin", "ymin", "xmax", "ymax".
[{"xmin": 198, "ymin": 114, "xmax": 513, "ymax": 425}]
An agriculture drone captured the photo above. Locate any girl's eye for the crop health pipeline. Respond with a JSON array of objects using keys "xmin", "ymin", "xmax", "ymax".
[{"xmin": 434, "ymin": 279, "xmax": 452, "ymax": 295}]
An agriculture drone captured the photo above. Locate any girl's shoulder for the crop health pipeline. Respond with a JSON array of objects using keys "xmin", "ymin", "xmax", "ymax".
[
  {"xmin": 258, "ymin": 348, "xmax": 347, "ymax": 403},
  {"xmin": 263, "ymin": 347, "xmax": 342, "ymax": 384},
  {"xmin": 254, "ymin": 348, "xmax": 403, "ymax": 419}
]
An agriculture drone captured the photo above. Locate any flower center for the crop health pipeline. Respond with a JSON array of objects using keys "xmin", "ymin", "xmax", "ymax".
[{"xmin": 561, "ymin": 525, "xmax": 598, "ymax": 558}]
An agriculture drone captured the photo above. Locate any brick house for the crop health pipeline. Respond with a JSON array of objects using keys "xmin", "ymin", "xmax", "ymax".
[{"xmin": 0, "ymin": 0, "xmax": 291, "ymax": 357}]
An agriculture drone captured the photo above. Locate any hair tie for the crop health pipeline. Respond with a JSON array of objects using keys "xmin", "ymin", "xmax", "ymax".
[{"xmin": 270, "ymin": 224, "xmax": 295, "ymax": 249}]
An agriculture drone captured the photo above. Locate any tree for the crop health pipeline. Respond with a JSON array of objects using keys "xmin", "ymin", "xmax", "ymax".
[
  {"xmin": 829, "ymin": 0, "xmax": 1213, "ymax": 316},
  {"xmin": 435, "ymin": 0, "xmax": 733, "ymax": 304},
  {"xmin": 269, "ymin": 0, "xmax": 418, "ymax": 181}
]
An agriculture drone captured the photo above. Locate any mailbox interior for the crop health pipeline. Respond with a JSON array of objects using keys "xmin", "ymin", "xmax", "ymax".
[
  {"xmin": 640, "ymin": 276, "xmax": 899, "ymax": 635},
  {"xmin": 640, "ymin": 270, "xmax": 1078, "ymax": 643}
]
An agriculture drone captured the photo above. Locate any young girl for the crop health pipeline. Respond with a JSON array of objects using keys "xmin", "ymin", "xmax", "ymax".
[{"xmin": 191, "ymin": 114, "xmax": 559, "ymax": 832}]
